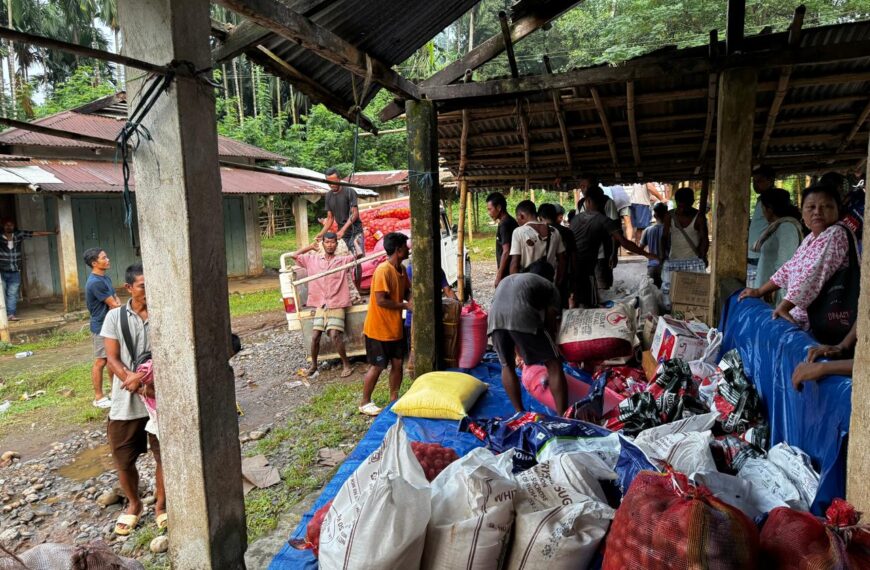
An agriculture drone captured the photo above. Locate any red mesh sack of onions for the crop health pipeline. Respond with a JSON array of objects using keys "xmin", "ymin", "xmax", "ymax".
[
  {"xmin": 290, "ymin": 500, "xmax": 333, "ymax": 558},
  {"xmin": 410, "ymin": 441, "xmax": 459, "ymax": 481}
]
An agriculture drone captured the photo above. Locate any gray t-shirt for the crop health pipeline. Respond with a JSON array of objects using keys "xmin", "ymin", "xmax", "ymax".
[
  {"xmin": 325, "ymin": 187, "xmax": 362, "ymax": 234},
  {"xmin": 748, "ymin": 199, "xmax": 767, "ymax": 262},
  {"xmin": 100, "ymin": 302, "xmax": 150, "ymax": 421},
  {"xmin": 487, "ymin": 273, "xmax": 560, "ymax": 335}
]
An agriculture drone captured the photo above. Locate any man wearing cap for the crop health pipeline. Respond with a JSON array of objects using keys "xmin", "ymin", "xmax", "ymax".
[{"xmin": 747, "ymin": 165, "xmax": 779, "ymax": 287}]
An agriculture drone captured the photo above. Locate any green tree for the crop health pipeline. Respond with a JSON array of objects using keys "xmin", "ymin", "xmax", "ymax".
[{"xmin": 35, "ymin": 64, "xmax": 115, "ymax": 117}]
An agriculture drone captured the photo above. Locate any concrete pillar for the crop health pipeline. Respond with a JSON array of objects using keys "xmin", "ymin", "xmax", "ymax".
[
  {"xmin": 406, "ymin": 99, "xmax": 443, "ymax": 376},
  {"xmin": 708, "ymin": 68, "xmax": 757, "ymax": 324},
  {"xmin": 293, "ymin": 196, "xmax": 309, "ymax": 247},
  {"xmin": 847, "ymin": 137, "xmax": 870, "ymax": 513},
  {"xmin": 244, "ymin": 195, "xmax": 264, "ymax": 276},
  {"xmin": 56, "ymin": 195, "xmax": 81, "ymax": 312},
  {"xmin": 120, "ymin": 1, "xmax": 246, "ymax": 567}
]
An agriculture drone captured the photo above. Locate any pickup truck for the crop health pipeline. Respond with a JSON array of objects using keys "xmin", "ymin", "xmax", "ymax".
[{"xmin": 279, "ymin": 197, "xmax": 471, "ymax": 361}]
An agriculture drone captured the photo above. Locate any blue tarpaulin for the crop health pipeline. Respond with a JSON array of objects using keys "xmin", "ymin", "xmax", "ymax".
[
  {"xmin": 269, "ymin": 361, "xmax": 552, "ymax": 569},
  {"xmin": 719, "ymin": 294, "xmax": 851, "ymax": 514}
]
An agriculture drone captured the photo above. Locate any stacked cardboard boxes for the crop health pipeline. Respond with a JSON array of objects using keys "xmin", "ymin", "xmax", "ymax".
[{"xmin": 669, "ymin": 271, "xmax": 712, "ymax": 326}]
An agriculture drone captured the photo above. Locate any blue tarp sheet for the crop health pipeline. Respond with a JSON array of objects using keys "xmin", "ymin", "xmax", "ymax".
[
  {"xmin": 719, "ymin": 294, "xmax": 851, "ymax": 514},
  {"xmin": 269, "ymin": 361, "xmax": 552, "ymax": 570}
]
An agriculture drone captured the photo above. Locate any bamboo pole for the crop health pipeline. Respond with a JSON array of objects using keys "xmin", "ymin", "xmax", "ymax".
[
  {"xmin": 466, "ymin": 190, "xmax": 474, "ymax": 244},
  {"xmin": 457, "ymin": 179, "xmax": 468, "ymax": 302},
  {"xmin": 291, "ymin": 251, "xmax": 383, "ymax": 286}
]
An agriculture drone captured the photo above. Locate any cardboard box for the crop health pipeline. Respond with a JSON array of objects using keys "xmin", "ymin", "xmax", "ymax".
[
  {"xmin": 642, "ymin": 350, "xmax": 659, "ymax": 381},
  {"xmin": 671, "ymin": 303, "xmax": 712, "ymax": 327},
  {"xmin": 650, "ymin": 315, "xmax": 709, "ymax": 362},
  {"xmin": 670, "ymin": 271, "xmax": 711, "ymax": 307}
]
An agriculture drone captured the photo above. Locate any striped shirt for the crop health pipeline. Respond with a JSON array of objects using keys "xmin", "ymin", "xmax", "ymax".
[{"xmin": 0, "ymin": 230, "xmax": 33, "ymax": 272}]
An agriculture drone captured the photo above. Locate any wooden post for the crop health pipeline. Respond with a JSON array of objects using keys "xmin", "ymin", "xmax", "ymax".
[
  {"xmin": 847, "ymin": 137, "xmax": 870, "ymax": 513},
  {"xmin": 120, "ymin": 1, "xmax": 246, "ymax": 567},
  {"xmin": 293, "ymin": 196, "xmax": 309, "ymax": 247},
  {"xmin": 726, "ymin": 0, "xmax": 745, "ymax": 55},
  {"xmin": 466, "ymin": 190, "xmax": 474, "ymax": 244},
  {"xmin": 56, "ymin": 195, "xmax": 81, "ymax": 312},
  {"xmin": 0, "ymin": 277, "xmax": 9, "ymax": 342},
  {"xmin": 406, "ymin": 99, "xmax": 442, "ymax": 376},
  {"xmin": 457, "ymin": 179, "xmax": 468, "ymax": 303},
  {"xmin": 709, "ymin": 67, "xmax": 758, "ymax": 324}
]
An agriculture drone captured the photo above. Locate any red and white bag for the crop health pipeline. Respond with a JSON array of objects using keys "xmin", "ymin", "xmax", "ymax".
[{"xmin": 558, "ymin": 304, "xmax": 636, "ymax": 363}]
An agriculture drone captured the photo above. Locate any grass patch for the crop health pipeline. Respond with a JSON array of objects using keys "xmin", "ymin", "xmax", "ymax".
[
  {"xmin": 228, "ymin": 288, "xmax": 283, "ymax": 318},
  {"xmin": 261, "ymin": 227, "xmax": 321, "ymax": 271},
  {"xmin": 244, "ymin": 376, "xmax": 412, "ymax": 542},
  {"xmin": 0, "ymin": 362, "xmax": 103, "ymax": 440},
  {"xmin": 0, "ymin": 328, "xmax": 90, "ymax": 356}
]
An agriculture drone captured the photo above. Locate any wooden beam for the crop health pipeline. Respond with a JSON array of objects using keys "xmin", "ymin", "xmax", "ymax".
[
  {"xmin": 378, "ymin": 0, "xmax": 580, "ymax": 121},
  {"xmin": 217, "ymin": 0, "xmax": 419, "ymax": 100},
  {"xmin": 210, "ymin": 18, "xmax": 231, "ymax": 41},
  {"xmin": 788, "ymin": 4, "xmax": 806, "ymax": 47},
  {"xmin": 499, "ymin": 11, "xmax": 519, "ymax": 78},
  {"xmin": 709, "ymin": 67, "xmax": 757, "ymax": 323},
  {"xmin": 590, "ymin": 86, "xmax": 620, "ymax": 179},
  {"xmin": 835, "ymin": 98, "xmax": 870, "ymax": 154},
  {"xmin": 406, "ymin": 99, "xmax": 442, "ymax": 376},
  {"xmin": 519, "ymin": 102, "xmax": 531, "ymax": 182},
  {"xmin": 758, "ymin": 66, "xmax": 793, "ymax": 158},
  {"xmin": 726, "ymin": 0, "xmax": 745, "ymax": 55},
  {"xmin": 459, "ymin": 108, "xmax": 470, "ymax": 176},
  {"xmin": 212, "ymin": 19, "xmax": 271, "ymax": 62},
  {"xmin": 626, "ymin": 81, "xmax": 641, "ymax": 176},
  {"xmin": 424, "ymin": 37, "xmax": 870, "ymax": 104},
  {"xmin": 0, "ymin": 25, "xmax": 168, "ymax": 75},
  {"xmin": 544, "ymin": 55, "xmax": 573, "ymax": 172},
  {"xmin": 250, "ymin": 46, "xmax": 378, "ymax": 133},
  {"xmin": 695, "ymin": 73, "xmax": 719, "ymax": 175},
  {"xmin": 847, "ymin": 135, "xmax": 870, "ymax": 515}
]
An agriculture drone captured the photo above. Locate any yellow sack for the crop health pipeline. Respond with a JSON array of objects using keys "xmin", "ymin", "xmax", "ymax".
[{"xmin": 392, "ymin": 371, "xmax": 488, "ymax": 420}]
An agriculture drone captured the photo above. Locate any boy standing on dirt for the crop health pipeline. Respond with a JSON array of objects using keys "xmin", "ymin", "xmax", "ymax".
[
  {"xmin": 84, "ymin": 248, "xmax": 120, "ymax": 409},
  {"xmin": 359, "ymin": 232, "xmax": 411, "ymax": 416},
  {"xmin": 290, "ymin": 232, "xmax": 358, "ymax": 379}
]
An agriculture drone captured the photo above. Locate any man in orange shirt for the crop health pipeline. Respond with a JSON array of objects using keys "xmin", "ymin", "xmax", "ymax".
[{"xmin": 359, "ymin": 232, "xmax": 411, "ymax": 416}]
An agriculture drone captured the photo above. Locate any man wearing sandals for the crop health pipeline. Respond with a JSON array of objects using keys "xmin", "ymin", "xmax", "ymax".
[
  {"xmin": 101, "ymin": 264, "xmax": 166, "ymax": 536},
  {"xmin": 359, "ymin": 232, "xmax": 411, "ymax": 416},
  {"xmin": 290, "ymin": 232, "xmax": 358, "ymax": 378}
]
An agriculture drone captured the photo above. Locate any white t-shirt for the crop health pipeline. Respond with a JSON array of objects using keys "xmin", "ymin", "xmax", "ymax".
[
  {"xmin": 628, "ymin": 183, "xmax": 650, "ymax": 205},
  {"xmin": 509, "ymin": 222, "xmax": 565, "ymax": 271}
]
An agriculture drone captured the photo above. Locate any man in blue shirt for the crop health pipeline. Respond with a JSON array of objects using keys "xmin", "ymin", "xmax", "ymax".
[{"xmin": 84, "ymin": 248, "xmax": 120, "ymax": 409}]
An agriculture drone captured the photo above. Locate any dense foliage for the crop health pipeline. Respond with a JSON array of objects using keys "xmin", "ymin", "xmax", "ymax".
[{"xmin": 9, "ymin": 1, "xmax": 870, "ymax": 174}]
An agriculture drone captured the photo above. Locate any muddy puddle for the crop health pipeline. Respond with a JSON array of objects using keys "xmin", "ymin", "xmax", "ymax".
[{"xmin": 56, "ymin": 444, "xmax": 114, "ymax": 481}]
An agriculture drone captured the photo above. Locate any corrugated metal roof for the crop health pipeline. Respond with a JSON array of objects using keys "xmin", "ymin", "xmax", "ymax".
[
  {"xmin": 437, "ymin": 19, "xmax": 870, "ymax": 189},
  {"xmin": 0, "ymin": 101, "xmax": 287, "ymax": 162},
  {"xmin": 345, "ymin": 170, "xmax": 408, "ymax": 187},
  {"xmin": 0, "ymin": 159, "xmax": 325, "ymax": 195},
  {"xmin": 221, "ymin": 0, "xmax": 480, "ymax": 116}
]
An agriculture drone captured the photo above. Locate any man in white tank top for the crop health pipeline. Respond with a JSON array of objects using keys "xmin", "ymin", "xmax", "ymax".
[{"xmin": 661, "ymin": 187, "xmax": 708, "ymax": 302}]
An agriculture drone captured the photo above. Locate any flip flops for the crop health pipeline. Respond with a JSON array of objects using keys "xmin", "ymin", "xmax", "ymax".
[
  {"xmin": 340, "ymin": 367, "xmax": 354, "ymax": 378},
  {"xmin": 358, "ymin": 402, "xmax": 382, "ymax": 416},
  {"xmin": 156, "ymin": 512, "xmax": 168, "ymax": 530},
  {"xmin": 114, "ymin": 513, "xmax": 140, "ymax": 536}
]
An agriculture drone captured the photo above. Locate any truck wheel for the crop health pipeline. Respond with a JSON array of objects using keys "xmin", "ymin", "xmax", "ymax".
[{"xmin": 464, "ymin": 257, "xmax": 473, "ymax": 300}]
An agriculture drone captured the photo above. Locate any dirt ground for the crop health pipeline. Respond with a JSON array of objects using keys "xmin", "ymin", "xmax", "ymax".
[{"xmin": 0, "ymin": 257, "xmax": 648, "ymax": 567}]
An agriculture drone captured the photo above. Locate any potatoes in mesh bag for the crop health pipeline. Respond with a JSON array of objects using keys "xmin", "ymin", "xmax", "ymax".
[
  {"xmin": 506, "ymin": 452, "xmax": 616, "ymax": 570},
  {"xmin": 423, "ymin": 448, "xmax": 518, "ymax": 570}
]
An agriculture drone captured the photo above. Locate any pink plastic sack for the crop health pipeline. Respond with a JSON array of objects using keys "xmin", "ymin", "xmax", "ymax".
[
  {"xmin": 521, "ymin": 364, "xmax": 624, "ymax": 414},
  {"xmin": 458, "ymin": 301, "xmax": 487, "ymax": 368}
]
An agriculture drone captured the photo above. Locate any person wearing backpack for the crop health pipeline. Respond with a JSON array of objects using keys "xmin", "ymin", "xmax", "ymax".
[
  {"xmin": 508, "ymin": 200, "xmax": 565, "ymax": 282},
  {"xmin": 100, "ymin": 263, "xmax": 165, "ymax": 537}
]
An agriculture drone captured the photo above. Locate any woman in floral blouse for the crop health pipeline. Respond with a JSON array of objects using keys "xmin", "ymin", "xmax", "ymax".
[{"xmin": 739, "ymin": 184, "xmax": 856, "ymax": 329}]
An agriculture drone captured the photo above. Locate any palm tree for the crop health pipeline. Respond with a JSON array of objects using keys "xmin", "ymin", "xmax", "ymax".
[{"xmin": 96, "ymin": 0, "xmax": 121, "ymax": 85}]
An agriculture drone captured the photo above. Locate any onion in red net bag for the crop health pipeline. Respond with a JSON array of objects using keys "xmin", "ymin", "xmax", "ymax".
[
  {"xmin": 760, "ymin": 499, "xmax": 870, "ymax": 569},
  {"xmin": 602, "ymin": 470, "xmax": 760, "ymax": 570},
  {"xmin": 289, "ymin": 500, "xmax": 333, "ymax": 558},
  {"xmin": 410, "ymin": 441, "xmax": 459, "ymax": 481}
]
